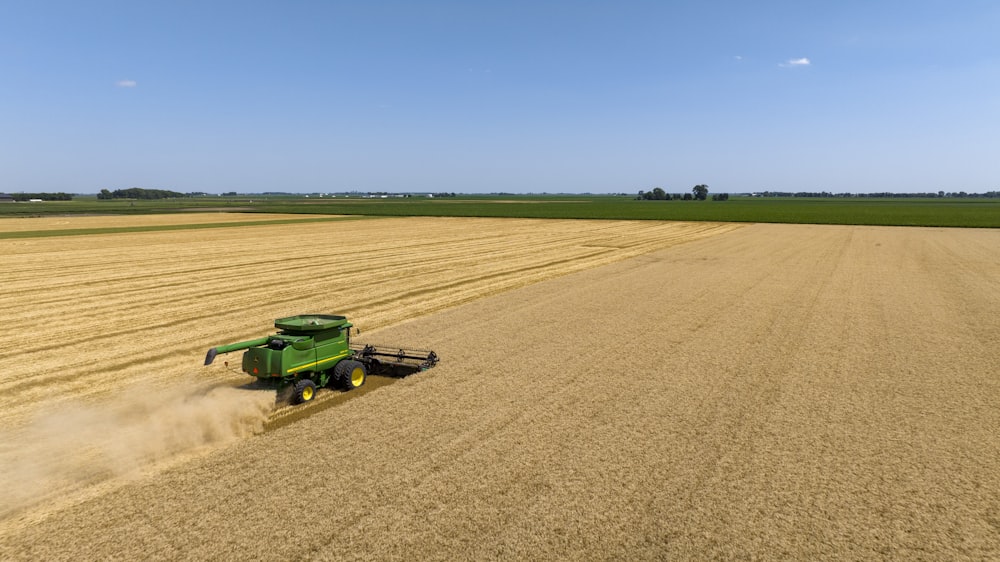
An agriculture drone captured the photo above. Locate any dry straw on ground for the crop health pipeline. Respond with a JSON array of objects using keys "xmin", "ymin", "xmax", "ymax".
[
  {"xmin": 0, "ymin": 215, "xmax": 735, "ymax": 520},
  {"xmin": 1, "ymin": 216, "xmax": 998, "ymax": 560}
]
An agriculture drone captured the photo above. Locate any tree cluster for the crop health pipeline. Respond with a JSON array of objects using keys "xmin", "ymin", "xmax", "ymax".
[
  {"xmin": 638, "ymin": 187, "xmax": 670, "ymax": 200},
  {"xmin": 637, "ymin": 184, "xmax": 723, "ymax": 201},
  {"xmin": 98, "ymin": 188, "xmax": 185, "ymax": 200},
  {"xmin": 10, "ymin": 192, "xmax": 74, "ymax": 201}
]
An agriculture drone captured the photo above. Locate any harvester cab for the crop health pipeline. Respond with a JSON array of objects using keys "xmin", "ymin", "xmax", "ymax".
[{"xmin": 204, "ymin": 314, "xmax": 438, "ymax": 405}]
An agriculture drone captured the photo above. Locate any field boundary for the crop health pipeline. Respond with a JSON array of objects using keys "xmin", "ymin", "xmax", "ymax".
[
  {"xmin": 0, "ymin": 215, "xmax": 373, "ymax": 239},
  {"xmin": 4, "ymin": 196, "xmax": 999, "ymax": 228}
]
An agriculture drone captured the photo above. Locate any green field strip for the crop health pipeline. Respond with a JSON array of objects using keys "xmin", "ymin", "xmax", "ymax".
[
  {"xmin": 249, "ymin": 198, "xmax": 1000, "ymax": 228},
  {"xmin": 3, "ymin": 197, "xmax": 999, "ymax": 229},
  {"xmin": 0, "ymin": 215, "xmax": 373, "ymax": 240}
]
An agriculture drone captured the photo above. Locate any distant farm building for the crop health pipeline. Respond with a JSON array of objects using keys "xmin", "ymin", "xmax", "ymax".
[{"xmin": 0, "ymin": 194, "xmax": 14, "ymax": 203}]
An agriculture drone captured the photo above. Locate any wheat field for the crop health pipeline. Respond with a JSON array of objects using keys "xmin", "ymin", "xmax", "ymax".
[
  {"xmin": 1, "ymin": 216, "xmax": 998, "ymax": 560},
  {"xmin": 1, "ymin": 215, "xmax": 736, "ymax": 424},
  {"xmin": 0, "ymin": 215, "xmax": 737, "ymax": 522}
]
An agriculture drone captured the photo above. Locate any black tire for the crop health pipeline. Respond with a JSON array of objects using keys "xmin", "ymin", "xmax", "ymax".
[
  {"xmin": 333, "ymin": 360, "xmax": 367, "ymax": 390},
  {"xmin": 292, "ymin": 378, "xmax": 317, "ymax": 404}
]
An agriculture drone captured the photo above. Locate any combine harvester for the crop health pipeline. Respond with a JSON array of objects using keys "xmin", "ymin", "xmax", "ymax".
[{"xmin": 204, "ymin": 314, "xmax": 438, "ymax": 404}]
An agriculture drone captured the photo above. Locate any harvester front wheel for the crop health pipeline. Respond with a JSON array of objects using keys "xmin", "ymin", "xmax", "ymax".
[
  {"xmin": 292, "ymin": 379, "xmax": 317, "ymax": 404},
  {"xmin": 334, "ymin": 360, "xmax": 367, "ymax": 391}
]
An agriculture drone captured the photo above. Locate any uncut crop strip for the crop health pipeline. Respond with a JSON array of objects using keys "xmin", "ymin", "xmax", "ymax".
[
  {"xmin": 0, "ymin": 216, "xmax": 739, "ymax": 429},
  {"xmin": 0, "ymin": 213, "xmax": 317, "ymax": 233},
  {"xmin": 0, "ymin": 215, "xmax": 363, "ymax": 239}
]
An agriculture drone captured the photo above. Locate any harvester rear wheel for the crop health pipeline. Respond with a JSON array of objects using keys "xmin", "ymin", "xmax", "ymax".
[
  {"xmin": 292, "ymin": 379, "xmax": 317, "ymax": 404},
  {"xmin": 334, "ymin": 360, "xmax": 366, "ymax": 390}
]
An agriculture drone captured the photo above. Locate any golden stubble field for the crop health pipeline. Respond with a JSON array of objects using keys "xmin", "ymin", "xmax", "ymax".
[
  {"xmin": 2, "ymin": 214, "xmax": 998, "ymax": 560},
  {"xmin": 0, "ymin": 214, "xmax": 738, "ymax": 522},
  {"xmin": 1, "ymin": 215, "xmax": 736, "ymax": 423}
]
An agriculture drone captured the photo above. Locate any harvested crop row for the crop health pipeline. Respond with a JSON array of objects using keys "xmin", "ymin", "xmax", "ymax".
[
  {"xmin": 2, "ymin": 223, "xmax": 997, "ymax": 560},
  {"xmin": 0, "ymin": 216, "xmax": 738, "ymax": 431}
]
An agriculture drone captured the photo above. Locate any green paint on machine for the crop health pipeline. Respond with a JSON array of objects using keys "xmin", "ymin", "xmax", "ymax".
[{"xmin": 205, "ymin": 315, "xmax": 438, "ymax": 405}]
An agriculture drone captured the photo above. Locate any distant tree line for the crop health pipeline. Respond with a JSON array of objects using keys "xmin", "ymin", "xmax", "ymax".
[
  {"xmin": 98, "ymin": 188, "xmax": 185, "ymax": 200},
  {"xmin": 638, "ymin": 185, "xmax": 722, "ymax": 201},
  {"xmin": 9, "ymin": 192, "xmax": 74, "ymax": 201},
  {"xmin": 638, "ymin": 187, "xmax": 999, "ymax": 199},
  {"xmin": 754, "ymin": 191, "xmax": 1000, "ymax": 198}
]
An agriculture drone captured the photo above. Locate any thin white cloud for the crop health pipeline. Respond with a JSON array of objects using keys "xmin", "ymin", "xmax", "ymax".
[
  {"xmin": 116, "ymin": 79, "xmax": 137, "ymax": 87},
  {"xmin": 779, "ymin": 57, "xmax": 811, "ymax": 68},
  {"xmin": 734, "ymin": 55, "xmax": 743, "ymax": 61}
]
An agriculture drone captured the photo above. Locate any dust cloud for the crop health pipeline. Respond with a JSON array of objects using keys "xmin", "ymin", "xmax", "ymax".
[{"xmin": 0, "ymin": 381, "xmax": 275, "ymax": 518}]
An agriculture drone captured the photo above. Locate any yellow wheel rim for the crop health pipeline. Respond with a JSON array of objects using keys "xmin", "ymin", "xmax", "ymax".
[
  {"xmin": 351, "ymin": 367, "xmax": 365, "ymax": 388},
  {"xmin": 302, "ymin": 385, "xmax": 314, "ymax": 401}
]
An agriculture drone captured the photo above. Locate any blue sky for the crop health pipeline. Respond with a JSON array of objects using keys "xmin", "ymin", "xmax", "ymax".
[{"xmin": 2, "ymin": 1, "xmax": 998, "ymax": 194}]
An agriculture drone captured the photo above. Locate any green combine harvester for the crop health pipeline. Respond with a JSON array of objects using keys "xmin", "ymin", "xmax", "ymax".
[{"xmin": 204, "ymin": 314, "xmax": 438, "ymax": 404}]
